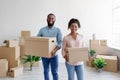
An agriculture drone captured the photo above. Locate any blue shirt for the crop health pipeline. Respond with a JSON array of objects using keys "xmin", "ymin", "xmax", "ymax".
[{"xmin": 37, "ymin": 26, "xmax": 62, "ymax": 48}]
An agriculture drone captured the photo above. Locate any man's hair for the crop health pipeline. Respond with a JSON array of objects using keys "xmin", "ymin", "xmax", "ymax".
[
  {"xmin": 68, "ymin": 18, "xmax": 81, "ymax": 29},
  {"xmin": 47, "ymin": 13, "xmax": 56, "ymax": 18}
]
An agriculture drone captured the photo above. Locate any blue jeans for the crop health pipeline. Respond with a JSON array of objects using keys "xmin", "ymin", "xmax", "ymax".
[
  {"xmin": 42, "ymin": 55, "xmax": 59, "ymax": 80},
  {"xmin": 65, "ymin": 62, "xmax": 84, "ymax": 80}
]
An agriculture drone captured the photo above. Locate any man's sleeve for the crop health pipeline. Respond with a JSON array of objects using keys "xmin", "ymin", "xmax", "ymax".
[
  {"xmin": 56, "ymin": 28, "xmax": 62, "ymax": 48},
  {"xmin": 37, "ymin": 29, "xmax": 42, "ymax": 37}
]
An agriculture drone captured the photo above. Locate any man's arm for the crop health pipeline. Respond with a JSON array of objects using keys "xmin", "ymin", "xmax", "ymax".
[
  {"xmin": 51, "ymin": 46, "xmax": 60, "ymax": 57},
  {"xmin": 51, "ymin": 28, "xmax": 62, "ymax": 57}
]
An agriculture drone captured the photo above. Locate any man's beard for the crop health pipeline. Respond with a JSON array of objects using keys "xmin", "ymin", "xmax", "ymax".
[{"xmin": 47, "ymin": 22, "xmax": 54, "ymax": 27}]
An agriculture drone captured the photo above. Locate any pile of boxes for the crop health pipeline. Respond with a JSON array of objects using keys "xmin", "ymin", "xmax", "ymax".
[
  {"xmin": 19, "ymin": 31, "xmax": 40, "ymax": 68},
  {"xmin": 0, "ymin": 40, "xmax": 23, "ymax": 77},
  {"xmin": 87, "ymin": 40, "xmax": 119, "ymax": 72},
  {"xmin": 19, "ymin": 31, "xmax": 31, "ymax": 57},
  {"xmin": 89, "ymin": 40, "xmax": 109, "ymax": 55},
  {"xmin": 87, "ymin": 40, "xmax": 108, "ymax": 67}
]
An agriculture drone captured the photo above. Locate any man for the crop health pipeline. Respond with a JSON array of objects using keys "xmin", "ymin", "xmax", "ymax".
[{"xmin": 37, "ymin": 13, "xmax": 62, "ymax": 80}]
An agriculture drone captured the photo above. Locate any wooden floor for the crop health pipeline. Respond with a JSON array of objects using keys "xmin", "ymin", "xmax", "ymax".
[{"xmin": 0, "ymin": 62, "xmax": 120, "ymax": 80}]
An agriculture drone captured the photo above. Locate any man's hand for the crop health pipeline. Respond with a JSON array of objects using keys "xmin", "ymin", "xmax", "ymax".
[
  {"xmin": 51, "ymin": 50, "xmax": 56, "ymax": 57},
  {"xmin": 51, "ymin": 46, "xmax": 60, "ymax": 58}
]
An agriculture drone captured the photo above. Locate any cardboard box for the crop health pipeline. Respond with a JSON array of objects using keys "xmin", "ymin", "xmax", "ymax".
[
  {"xmin": 86, "ymin": 60, "xmax": 94, "ymax": 67},
  {"xmin": 25, "ymin": 37, "xmax": 57, "ymax": 58},
  {"xmin": 89, "ymin": 40, "xmax": 109, "ymax": 55},
  {"xmin": 8, "ymin": 59, "xmax": 20, "ymax": 69},
  {"xmin": 19, "ymin": 37, "xmax": 26, "ymax": 45},
  {"xmin": 90, "ymin": 45, "xmax": 109, "ymax": 55},
  {"xmin": 0, "ymin": 46, "xmax": 20, "ymax": 68},
  {"xmin": 0, "ymin": 46, "xmax": 20, "ymax": 60},
  {"xmin": 96, "ymin": 55, "xmax": 119, "ymax": 72},
  {"xmin": 66, "ymin": 47, "xmax": 89, "ymax": 63},
  {"xmin": 0, "ymin": 59, "xmax": 8, "ymax": 77},
  {"xmin": 89, "ymin": 40, "xmax": 99, "ymax": 45},
  {"xmin": 86, "ymin": 57, "xmax": 94, "ymax": 67},
  {"xmin": 9, "ymin": 66, "xmax": 23, "ymax": 77},
  {"xmin": 21, "ymin": 31, "xmax": 31, "ymax": 37},
  {"xmin": 20, "ymin": 45, "xmax": 25, "ymax": 57},
  {"xmin": 4, "ymin": 40, "xmax": 18, "ymax": 47},
  {"xmin": 16, "ymin": 58, "xmax": 23, "ymax": 67},
  {"xmin": 100, "ymin": 40, "xmax": 107, "ymax": 46}
]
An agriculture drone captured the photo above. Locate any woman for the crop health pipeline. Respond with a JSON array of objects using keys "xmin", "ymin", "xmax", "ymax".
[{"xmin": 62, "ymin": 18, "xmax": 85, "ymax": 80}]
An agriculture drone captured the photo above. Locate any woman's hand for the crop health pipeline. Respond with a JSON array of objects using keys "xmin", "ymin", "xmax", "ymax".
[{"xmin": 64, "ymin": 55, "xmax": 68, "ymax": 62}]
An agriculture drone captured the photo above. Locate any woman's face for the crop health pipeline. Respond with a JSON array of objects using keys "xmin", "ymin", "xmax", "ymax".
[{"xmin": 69, "ymin": 23, "xmax": 79, "ymax": 33}]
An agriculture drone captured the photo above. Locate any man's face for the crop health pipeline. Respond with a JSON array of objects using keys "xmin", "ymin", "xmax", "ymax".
[{"xmin": 47, "ymin": 15, "xmax": 56, "ymax": 27}]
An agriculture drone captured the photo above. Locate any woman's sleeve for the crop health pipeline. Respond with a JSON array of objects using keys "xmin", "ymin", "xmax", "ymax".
[
  {"xmin": 82, "ymin": 37, "xmax": 85, "ymax": 47},
  {"xmin": 62, "ymin": 37, "xmax": 67, "ymax": 57}
]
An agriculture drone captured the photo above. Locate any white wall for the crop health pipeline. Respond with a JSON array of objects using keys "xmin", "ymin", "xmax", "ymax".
[
  {"xmin": 0, "ymin": 0, "xmax": 112, "ymax": 44},
  {"xmin": 0, "ymin": 0, "xmax": 112, "ymax": 62}
]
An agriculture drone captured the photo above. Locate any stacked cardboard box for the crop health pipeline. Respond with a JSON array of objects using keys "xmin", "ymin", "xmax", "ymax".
[
  {"xmin": 19, "ymin": 31, "xmax": 40, "ymax": 68},
  {"xmin": 0, "ymin": 40, "xmax": 23, "ymax": 77},
  {"xmin": 19, "ymin": 31, "xmax": 31, "ymax": 57},
  {"xmin": 21, "ymin": 31, "xmax": 31, "ymax": 38},
  {"xmin": 25, "ymin": 37, "xmax": 57, "ymax": 58},
  {"xmin": 0, "ymin": 40, "xmax": 20, "ymax": 68},
  {"xmin": 19, "ymin": 37, "xmax": 26, "ymax": 46},
  {"xmin": 8, "ymin": 66, "xmax": 23, "ymax": 77},
  {"xmin": 86, "ymin": 57, "xmax": 94, "ymax": 67},
  {"xmin": 66, "ymin": 47, "xmax": 89, "ymax": 63},
  {"xmin": 0, "ymin": 59, "xmax": 8, "ymax": 77},
  {"xmin": 87, "ymin": 40, "xmax": 109, "ymax": 67},
  {"xmin": 96, "ymin": 55, "xmax": 119, "ymax": 72},
  {"xmin": 100, "ymin": 40, "xmax": 107, "ymax": 46},
  {"xmin": 20, "ymin": 45, "xmax": 25, "ymax": 57},
  {"xmin": 89, "ymin": 40, "xmax": 109, "ymax": 55},
  {"xmin": 4, "ymin": 40, "xmax": 18, "ymax": 47}
]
